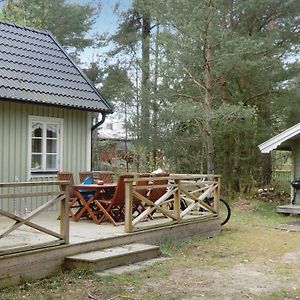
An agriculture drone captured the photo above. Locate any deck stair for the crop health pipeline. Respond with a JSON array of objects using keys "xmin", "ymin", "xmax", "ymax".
[
  {"xmin": 277, "ymin": 204, "xmax": 300, "ymax": 215},
  {"xmin": 64, "ymin": 243, "xmax": 160, "ymax": 271}
]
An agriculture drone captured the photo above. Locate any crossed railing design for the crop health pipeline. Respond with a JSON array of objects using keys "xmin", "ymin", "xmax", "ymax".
[
  {"xmin": 124, "ymin": 174, "xmax": 220, "ymax": 233},
  {"xmin": 0, "ymin": 181, "xmax": 70, "ymax": 255}
]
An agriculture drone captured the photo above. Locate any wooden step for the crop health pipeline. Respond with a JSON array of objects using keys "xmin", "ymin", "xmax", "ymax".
[
  {"xmin": 277, "ymin": 204, "xmax": 300, "ymax": 215},
  {"xmin": 64, "ymin": 243, "xmax": 160, "ymax": 271}
]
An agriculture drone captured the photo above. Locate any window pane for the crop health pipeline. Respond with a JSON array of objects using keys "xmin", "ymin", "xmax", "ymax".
[
  {"xmin": 46, "ymin": 139, "xmax": 57, "ymax": 153},
  {"xmin": 31, "ymin": 155, "xmax": 42, "ymax": 170},
  {"xmin": 46, "ymin": 155, "xmax": 57, "ymax": 169},
  {"xmin": 32, "ymin": 139, "xmax": 42, "ymax": 153},
  {"xmin": 47, "ymin": 124, "xmax": 57, "ymax": 138},
  {"xmin": 32, "ymin": 123, "xmax": 43, "ymax": 137}
]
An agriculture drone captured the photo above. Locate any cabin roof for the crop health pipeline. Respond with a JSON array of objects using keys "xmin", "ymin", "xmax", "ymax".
[
  {"xmin": 0, "ymin": 21, "xmax": 112, "ymax": 113},
  {"xmin": 258, "ymin": 123, "xmax": 300, "ymax": 153}
]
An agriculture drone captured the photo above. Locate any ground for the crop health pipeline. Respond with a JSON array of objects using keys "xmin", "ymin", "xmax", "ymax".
[{"xmin": 2, "ymin": 199, "xmax": 300, "ymax": 300}]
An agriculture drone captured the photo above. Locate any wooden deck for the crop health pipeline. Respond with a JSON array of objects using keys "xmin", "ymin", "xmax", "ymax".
[
  {"xmin": 0, "ymin": 174, "xmax": 222, "ymax": 288},
  {"xmin": 277, "ymin": 204, "xmax": 300, "ymax": 215},
  {"xmin": 0, "ymin": 213, "xmax": 220, "ymax": 288}
]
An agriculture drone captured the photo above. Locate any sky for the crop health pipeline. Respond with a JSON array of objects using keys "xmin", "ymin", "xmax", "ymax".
[
  {"xmin": 74, "ymin": 0, "xmax": 132, "ymax": 65},
  {"xmin": 69, "ymin": 0, "xmax": 132, "ymax": 131}
]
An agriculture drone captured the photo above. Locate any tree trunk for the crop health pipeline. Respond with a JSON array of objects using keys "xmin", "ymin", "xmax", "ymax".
[
  {"xmin": 152, "ymin": 22, "xmax": 160, "ymax": 169},
  {"xmin": 140, "ymin": 14, "xmax": 151, "ymax": 147},
  {"xmin": 203, "ymin": 0, "xmax": 215, "ymax": 174}
]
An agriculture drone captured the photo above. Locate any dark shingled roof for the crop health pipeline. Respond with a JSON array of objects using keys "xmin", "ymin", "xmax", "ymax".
[{"xmin": 0, "ymin": 21, "xmax": 112, "ymax": 113}]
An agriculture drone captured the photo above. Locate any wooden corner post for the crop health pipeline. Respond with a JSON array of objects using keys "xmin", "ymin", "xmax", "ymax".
[
  {"xmin": 124, "ymin": 180, "xmax": 133, "ymax": 233},
  {"xmin": 174, "ymin": 179, "xmax": 181, "ymax": 222},
  {"xmin": 213, "ymin": 176, "xmax": 220, "ymax": 214},
  {"xmin": 60, "ymin": 183, "xmax": 70, "ymax": 244}
]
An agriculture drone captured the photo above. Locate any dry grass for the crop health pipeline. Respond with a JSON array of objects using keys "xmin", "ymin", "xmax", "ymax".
[{"xmin": 1, "ymin": 199, "xmax": 300, "ymax": 300}]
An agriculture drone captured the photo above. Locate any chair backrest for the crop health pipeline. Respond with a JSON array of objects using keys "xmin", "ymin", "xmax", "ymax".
[
  {"xmin": 148, "ymin": 173, "xmax": 169, "ymax": 201},
  {"xmin": 57, "ymin": 172, "xmax": 76, "ymax": 197},
  {"xmin": 110, "ymin": 174, "xmax": 134, "ymax": 206},
  {"xmin": 94, "ymin": 171, "xmax": 114, "ymax": 183},
  {"xmin": 135, "ymin": 173, "xmax": 151, "ymax": 199},
  {"xmin": 79, "ymin": 171, "xmax": 93, "ymax": 183}
]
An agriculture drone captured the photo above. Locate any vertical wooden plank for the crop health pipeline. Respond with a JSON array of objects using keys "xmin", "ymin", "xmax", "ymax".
[
  {"xmin": 86, "ymin": 111, "xmax": 92, "ymax": 171},
  {"xmin": 60, "ymin": 184, "xmax": 69, "ymax": 244},
  {"xmin": 0, "ymin": 101, "xmax": 3, "ymax": 183},
  {"xmin": 124, "ymin": 181, "xmax": 133, "ymax": 233},
  {"xmin": 213, "ymin": 176, "xmax": 220, "ymax": 213},
  {"xmin": 174, "ymin": 179, "xmax": 181, "ymax": 221}
]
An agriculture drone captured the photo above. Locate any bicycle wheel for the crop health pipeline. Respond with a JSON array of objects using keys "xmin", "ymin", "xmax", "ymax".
[
  {"xmin": 204, "ymin": 197, "xmax": 231, "ymax": 226},
  {"xmin": 219, "ymin": 198, "xmax": 231, "ymax": 226}
]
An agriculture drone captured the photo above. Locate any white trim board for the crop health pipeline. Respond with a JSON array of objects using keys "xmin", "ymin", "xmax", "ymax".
[
  {"xmin": 27, "ymin": 115, "xmax": 64, "ymax": 180},
  {"xmin": 258, "ymin": 123, "xmax": 300, "ymax": 153}
]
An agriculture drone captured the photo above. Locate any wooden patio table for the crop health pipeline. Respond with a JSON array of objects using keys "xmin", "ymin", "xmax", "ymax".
[{"xmin": 72, "ymin": 183, "xmax": 117, "ymax": 224}]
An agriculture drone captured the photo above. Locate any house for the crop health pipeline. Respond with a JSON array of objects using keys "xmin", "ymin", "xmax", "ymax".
[
  {"xmin": 0, "ymin": 22, "xmax": 223, "ymax": 289},
  {"xmin": 97, "ymin": 121, "xmax": 133, "ymax": 169},
  {"xmin": 0, "ymin": 21, "xmax": 112, "ymax": 211},
  {"xmin": 258, "ymin": 123, "xmax": 300, "ymax": 213}
]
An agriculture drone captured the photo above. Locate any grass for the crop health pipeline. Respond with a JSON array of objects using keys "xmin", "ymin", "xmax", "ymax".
[{"xmin": 1, "ymin": 199, "xmax": 300, "ymax": 299}]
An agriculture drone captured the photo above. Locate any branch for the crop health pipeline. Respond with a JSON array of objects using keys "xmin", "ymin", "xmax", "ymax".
[
  {"xmin": 170, "ymin": 93, "xmax": 201, "ymax": 102},
  {"xmin": 242, "ymin": 91, "xmax": 283, "ymax": 105},
  {"xmin": 183, "ymin": 66, "xmax": 206, "ymax": 90}
]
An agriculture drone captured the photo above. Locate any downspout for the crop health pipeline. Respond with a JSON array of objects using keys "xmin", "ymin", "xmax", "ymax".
[
  {"xmin": 92, "ymin": 112, "xmax": 106, "ymax": 131},
  {"xmin": 91, "ymin": 112, "xmax": 106, "ymax": 170}
]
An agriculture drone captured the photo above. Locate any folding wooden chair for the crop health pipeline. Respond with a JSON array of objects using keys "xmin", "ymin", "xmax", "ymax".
[
  {"xmin": 148, "ymin": 173, "xmax": 169, "ymax": 202},
  {"xmin": 95, "ymin": 174, "xmax": 134, "ymax": 226},
  {"xmin": 133, "ymin": 173, "xmax": 150, "ymax": 215},
  {"xmin": 57, "ymin": 171, "xmax": 82, "ymax": 221},
  {"xmin": 79, "ymin": 171, "xmax": 94, "ymax": 183},
  {"xmin": 94, "ymin": 171, "xmax": 115, "ymax": 198},
  {"xmin": 94, "ymin": 171, "xmax": 114, "ymax": 183}
]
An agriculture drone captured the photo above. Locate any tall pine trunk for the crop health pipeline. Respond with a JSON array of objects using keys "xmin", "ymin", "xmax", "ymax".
[
  {"xmin": 203, "ymin": 0, "xmax": 215, "ymax": 174},
  {"xmin": 152, "ymin": 22, "xmax": 160, "ymax": 169},
  {"xmin": 140, "ymin": 14, "xmax": 151, "ymax": 151}
]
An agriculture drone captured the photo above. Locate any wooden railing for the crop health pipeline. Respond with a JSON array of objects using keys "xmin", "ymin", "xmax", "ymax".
[
  {"xmin": 124, "ymin": 174, "xmax": 220, "ymax": 233},
  {"xmin": 0, "ymin": 181, "xmax": 70, "ymax": 255}
]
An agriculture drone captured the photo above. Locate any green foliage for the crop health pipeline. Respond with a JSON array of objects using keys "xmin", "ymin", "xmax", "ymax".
[
  {"xmin": 83, "ymin": 62, "xmax": 104, "ymax": 85},
  {"xmin": 0, "ymin": 0, "xmax": 99, "ymax": 56},
  {"xmin": 129, "ymin": 0, "xmax": 299, "ymax": 190},
  {"xmin": 2, "ymin": 0, "xmax": 299, "ymax": 190},
  {"xmin": 101, "ymin": 66, "xmax": 134, "ymax": 107}
]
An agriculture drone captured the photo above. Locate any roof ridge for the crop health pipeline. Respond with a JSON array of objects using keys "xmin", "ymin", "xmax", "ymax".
[{"xmin": 0, "ymin": 20, "xmax": 51, "ymax": 36}]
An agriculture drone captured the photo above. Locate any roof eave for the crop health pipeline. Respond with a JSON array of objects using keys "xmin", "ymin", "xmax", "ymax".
[
  {"xmin": 258, "ymin": 123, "xmax": 300, "ymax": 153},
  {"xmin": 0, "ymin": 97, "xmax": 113, "ymax": 114}
]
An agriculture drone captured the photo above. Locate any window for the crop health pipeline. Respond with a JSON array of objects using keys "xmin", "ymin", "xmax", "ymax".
[{"xmin": 29, "ymin": 117, "xmax": 63, "ymax": 175}]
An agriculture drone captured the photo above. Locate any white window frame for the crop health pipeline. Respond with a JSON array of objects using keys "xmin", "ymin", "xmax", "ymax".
[{"xmin": 28, "ymin": 116, "xmax": 63, "ymax": 179}]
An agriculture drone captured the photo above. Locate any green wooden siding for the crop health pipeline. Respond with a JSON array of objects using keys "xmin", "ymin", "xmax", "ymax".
[
  {"xmin": 291, "ymin": 140, "xmax": 300, "ymax": 204},
  {"xmin": 0, "ymin": 100, "xmax": 91, "ymax": 212}
]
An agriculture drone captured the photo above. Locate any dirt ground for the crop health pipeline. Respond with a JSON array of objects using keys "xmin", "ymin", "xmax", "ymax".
[
  {"xmin": 132, "ymin": 201, "xmax": 300, "ymax": 300},
  {"xmin": 2, "ymin": 200, "xmax": 300, "ymax": 300}
]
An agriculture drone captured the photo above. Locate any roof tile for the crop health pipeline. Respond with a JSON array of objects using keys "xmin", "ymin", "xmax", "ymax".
[{"xmin": 0, "ymin": 21, "xmax": 112, "ymax": 113}]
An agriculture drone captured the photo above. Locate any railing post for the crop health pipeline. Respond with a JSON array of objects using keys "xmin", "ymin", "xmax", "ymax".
[
  {"xmin": 213, "ymin": 176, "xmax": 220, "ymax": 214},
  {"xmin": 174, "ymin": 179, "xmax": 181, "ymax": 221},
  {"xmin": 124, "ymin": 180, "xmax": 133, "ymax": 233},
  {"xmin": 60, "ymin": 183, "xmax": 70, "ymax": 244}
]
